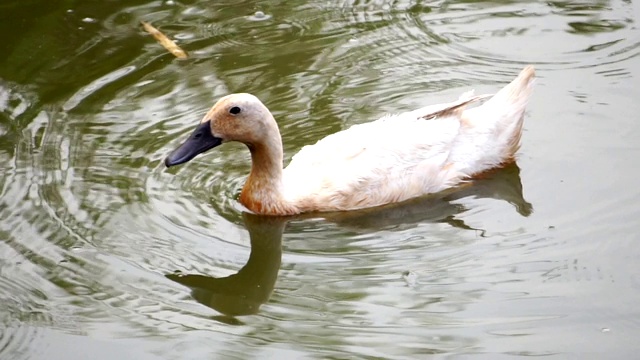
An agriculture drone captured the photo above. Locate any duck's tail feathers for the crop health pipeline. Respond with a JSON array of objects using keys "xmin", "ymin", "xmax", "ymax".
[
  {"xmin": 449, "ymin": 66, "xmax": 535, "ymax": 176},
  {"xmin": 483, "ymin": 65, "xmax": 535, "ymax": 111}
]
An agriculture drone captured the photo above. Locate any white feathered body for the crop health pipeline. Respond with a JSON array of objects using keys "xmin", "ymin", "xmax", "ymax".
[{"xmin": 283, "ymin": 66, "xmax": 534, "ymax": 212}]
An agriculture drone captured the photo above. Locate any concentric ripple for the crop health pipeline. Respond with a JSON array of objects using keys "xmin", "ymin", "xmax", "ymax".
[{"xmin": 0, "ymin": 0, "xmax": 639, "ymax": 358}]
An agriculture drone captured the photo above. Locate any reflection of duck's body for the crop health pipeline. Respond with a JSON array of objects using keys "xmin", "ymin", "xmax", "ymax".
[{"xmin": 166, "ymin": 66, "xmax": 535, "ymax": 216}]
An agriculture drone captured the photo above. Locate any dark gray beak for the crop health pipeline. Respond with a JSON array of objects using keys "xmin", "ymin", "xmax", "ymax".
[{"xmin": 165, "ymin": 121, "xmax": 223, "ymax": 167}]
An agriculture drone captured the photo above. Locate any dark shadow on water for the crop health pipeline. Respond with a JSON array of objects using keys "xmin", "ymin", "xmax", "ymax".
[
  {"xmin": 167, "ymin": 163, "xmax": 530, "ymax": 319},
  {"xmin": 166, "ymin": 213, "xmax": 285, "ymax": 321}
]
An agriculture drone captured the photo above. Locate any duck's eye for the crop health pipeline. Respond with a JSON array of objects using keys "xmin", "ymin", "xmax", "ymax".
[{"xmin": 229, "ymin": 106, "xmax": 241, "ymax": 115}]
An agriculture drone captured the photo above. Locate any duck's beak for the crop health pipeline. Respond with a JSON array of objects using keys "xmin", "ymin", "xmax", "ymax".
[{"xmin": 165, "ymin": 121, "xmax": 223, "ymax": 167}]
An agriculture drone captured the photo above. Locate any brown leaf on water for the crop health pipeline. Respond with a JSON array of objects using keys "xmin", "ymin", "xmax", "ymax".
[{"xmin": 141, "ymin": 21, "xmax": 188, "ymax": 59}]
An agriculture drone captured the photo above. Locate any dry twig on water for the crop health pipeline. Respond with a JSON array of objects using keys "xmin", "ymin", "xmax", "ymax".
[{"xmin": 141, "ymin": 21, "xmax": 187, "ymax": 59}]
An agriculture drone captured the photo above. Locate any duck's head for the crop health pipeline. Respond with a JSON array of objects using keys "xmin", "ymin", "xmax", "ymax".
[{"xmin": 165, "ymin": 93, "xmax": 277, "ymax": 167}]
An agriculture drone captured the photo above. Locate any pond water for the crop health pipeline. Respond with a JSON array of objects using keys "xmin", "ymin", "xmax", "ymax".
[{"xmin": 1, "ymin": 0, "xmax": 639, "ymax": 358}]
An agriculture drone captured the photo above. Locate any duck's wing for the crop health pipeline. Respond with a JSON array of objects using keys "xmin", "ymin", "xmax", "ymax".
[
  {"xmin": 408, "ymin": 93, "xmax": 493, "ymax": 120},
  {"xmin": 283, "ymin": 111, "xmax": 465, "ymax": 211},
  {"xmin": 286, "ymin": 93, "xmax": 491, "ymax": 171}
]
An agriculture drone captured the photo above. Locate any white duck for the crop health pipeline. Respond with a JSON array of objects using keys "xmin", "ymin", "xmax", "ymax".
[{"xmin": 165, "ymin": 66, "xmax": 535, "ymax": 216}]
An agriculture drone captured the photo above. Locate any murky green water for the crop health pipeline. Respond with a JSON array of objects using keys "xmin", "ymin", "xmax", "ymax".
[{"xmin": 1, "ymin": 0, "xmax": 639, "ymax": 358}]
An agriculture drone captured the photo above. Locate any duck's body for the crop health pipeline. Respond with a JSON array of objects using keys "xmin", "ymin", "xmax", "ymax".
[{"xmin": 166, "ymin": 66, "xmax": 535, "ymax": 216}]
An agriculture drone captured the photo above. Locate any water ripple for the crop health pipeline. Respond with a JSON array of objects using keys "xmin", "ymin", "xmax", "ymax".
[{"xmin": 0, "ymin": 0, "xmax": 639, "ymax": 358}]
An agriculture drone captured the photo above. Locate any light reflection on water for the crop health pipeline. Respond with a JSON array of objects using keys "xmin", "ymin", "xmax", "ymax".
[{"xmin": 0, "ymin": 0, "xmax": 639, "ymax": 358}]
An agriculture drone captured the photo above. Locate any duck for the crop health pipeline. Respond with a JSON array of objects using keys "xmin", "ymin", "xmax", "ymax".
[{"xmin": 165, "ymin": 66, "xmax": 535, "ymax": 216}]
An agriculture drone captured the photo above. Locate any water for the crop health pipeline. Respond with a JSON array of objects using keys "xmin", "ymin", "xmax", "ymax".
[{"xmin": 1, "ymin": 0, "xmax": 639, "ymax": 358}]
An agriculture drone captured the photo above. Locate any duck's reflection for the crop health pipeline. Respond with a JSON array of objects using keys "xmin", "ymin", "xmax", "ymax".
[
  {"xmin": 167, "ymin": 163, "xmax": 530, "ymax": 318},
  {"xmin": 166, "ymin": 213, "xmax": 285, "ymax": 319}
]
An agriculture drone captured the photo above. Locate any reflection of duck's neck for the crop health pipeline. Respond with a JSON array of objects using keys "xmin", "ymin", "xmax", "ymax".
[
  {"xmin": 235, "ymin": 212, "xmax": 285, "ymax": 289},
  {"xmin": 167, "ymin": 213, "xmax": 286, "ymax": 317}
]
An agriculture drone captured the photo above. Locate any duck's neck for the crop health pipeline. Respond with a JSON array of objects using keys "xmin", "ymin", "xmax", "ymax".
[{"xmin": 240, "ymin": 137, "xmax": 298, "ymax": 215}]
